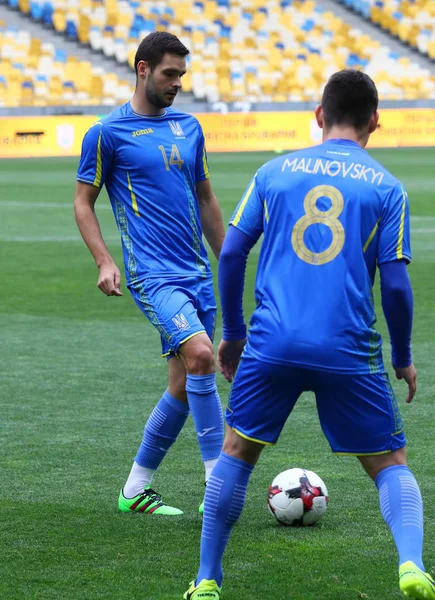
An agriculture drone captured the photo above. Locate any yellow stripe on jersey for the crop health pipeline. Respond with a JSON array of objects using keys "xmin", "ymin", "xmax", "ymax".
[
  {"xmin": 396, "ymin": 194, "xmax": 406, "ymax": 259},
  {"xmin": 264, "ymin": 199, "xmax": 269, "ymax": 223},
  {"xmin": 232, "ymin": 178, "xmax": 256, "ymax": 227},
  {"xmin": 202, "ymin": 143, "xmax": 210, "ymax": 179},
  {"xmin": 93, "ymin": 129, "xmax": 103, "ymax": 187},
  {"xmin": 363, "ymin": 218, "xmax": 381, "ymax": 253},
  {"xmin": 127, "ymin": 172, "xmax": 140, "ymax": 217}
]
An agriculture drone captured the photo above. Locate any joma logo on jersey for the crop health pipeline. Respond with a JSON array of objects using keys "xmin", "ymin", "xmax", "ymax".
[
  {"xmin": 172, "ymin": 313, "xmax": 190, "ymax": 330},
  {"xmin": 132, "ymin": 128, "xmax": 154, "ymax": 137},
  {"xmin": 168, "ymin": 120, "xmax": 185, "ymax": 138}
]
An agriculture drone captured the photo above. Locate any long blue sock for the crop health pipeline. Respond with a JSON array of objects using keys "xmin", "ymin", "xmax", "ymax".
[
  {"xmin": 197, "ymin": 452, "xmax": 254, "ymax": 586},
  {"xmin": 185, "ymin": 374, "xmax": 224, "ymax": 461},
  {"xmin": 375, "ymin": 465, "xmax": 424, "ymax": 570},
  {"xmin": 135, "ymin": 391, "xmax": 190, "ymax": 469}
]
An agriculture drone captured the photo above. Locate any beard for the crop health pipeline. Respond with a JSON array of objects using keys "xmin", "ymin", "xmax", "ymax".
[{"xmin": 144, "ymin": 77, "xmax": 176, "ymax": 109}]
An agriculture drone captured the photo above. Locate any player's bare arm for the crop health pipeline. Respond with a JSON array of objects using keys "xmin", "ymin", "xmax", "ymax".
[
  {"xmin": 74, "ymin": 181, "xmax": 122, "ymax": 297},
  {"xmin": 196, "ymin": 178, "xmax": 225, "ymax": 260}
]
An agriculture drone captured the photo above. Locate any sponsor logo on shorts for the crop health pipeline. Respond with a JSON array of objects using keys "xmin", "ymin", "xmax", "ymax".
[{"xmin": 172, "ymin": 313, "xmax": 190, "ymax": 331}]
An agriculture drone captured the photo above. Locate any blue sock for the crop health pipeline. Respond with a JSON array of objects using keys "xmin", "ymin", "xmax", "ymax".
[
  {"xmin": 186, "ymin": 374, "xmax": 224, "ymax": 461},
  {"xmin": 135, "ymin": 391, "xmax": 190, "ymax": 469},
  {"xmin": 197, "ymin": 452, "xmax": 254, "ymax": 586},
  {"xmin": 375, "ymin": 465, "xmax": 424, "ymax": 571}
]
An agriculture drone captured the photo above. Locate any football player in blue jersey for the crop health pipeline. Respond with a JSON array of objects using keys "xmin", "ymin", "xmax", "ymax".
[
  {"xmin": 184, "ymin": 70, "xmax": 434, "ymax": 599},
  {"xmin": 74, "ymin": 32, "xmax": 225, "ymax": 517}
]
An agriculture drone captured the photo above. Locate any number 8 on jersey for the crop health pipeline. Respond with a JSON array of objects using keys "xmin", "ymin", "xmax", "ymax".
[{"xmin": 291, "ymin": 184, "xmax": 345, "ymax": 266}]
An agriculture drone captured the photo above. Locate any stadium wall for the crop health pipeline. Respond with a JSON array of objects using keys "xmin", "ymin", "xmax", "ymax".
[{"xmin": 1, "ymin": 103, "xmax": 435, "ymax": 158}]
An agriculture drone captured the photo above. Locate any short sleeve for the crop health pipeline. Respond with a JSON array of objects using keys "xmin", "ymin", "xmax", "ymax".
[
  {"xmin": 229, "ymin": 169, "xmax": 265, "ymax": 242},
  {"xmin": 195, "ymin": 121, "xmax": 210, "ymax": 183},
  {"xmin": 77, "ymin": 121, "xmax": 113, "ymax": 188},
  {"xmin": 378, "ymin": 182, "xmax": 412, "ymax": 265}
]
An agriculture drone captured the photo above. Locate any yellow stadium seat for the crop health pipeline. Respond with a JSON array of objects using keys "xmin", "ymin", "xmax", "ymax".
[
  {"xmin": 18, "ymin": 0, "xmax": 30, "ymax": 14},
  {"xmin": 4, "ymin": 0, "xmax": 433, "ymax": 106}
]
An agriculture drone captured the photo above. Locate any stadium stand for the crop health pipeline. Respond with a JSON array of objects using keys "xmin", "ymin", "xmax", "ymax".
[
  {"xmin": 1, "ymin": 0, "xmax": 435, "ymax": 106},
  {"xmin": 340, "ymin": 0, "xmax": 435, "ymax": 60},
  {"xmin": 0, "ymin": 19, "xmax": 134, "ymax": 106}
]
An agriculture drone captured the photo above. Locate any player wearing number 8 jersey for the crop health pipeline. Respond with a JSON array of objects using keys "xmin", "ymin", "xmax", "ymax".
[
  {"xmin": 184, "ymin": 70, "xmax": 434, "ymax": 600},
  {"xmin": 74, "ymin": 32, "xmax": 225, "ymax": 517}
]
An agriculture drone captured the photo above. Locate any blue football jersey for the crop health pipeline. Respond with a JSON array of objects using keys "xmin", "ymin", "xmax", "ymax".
[
  {"xmin": 230, "ymin": 138, "xmax": 411, "ymax": 374},
  {"xmin": 77, "ymin": 103, "xmax": 211, "ymax": 284}
]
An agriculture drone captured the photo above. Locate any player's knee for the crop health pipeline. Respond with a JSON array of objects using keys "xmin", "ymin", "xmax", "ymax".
[{"xmin": 184, "ymin": 344, "xmax": 215, "ymax": 375}]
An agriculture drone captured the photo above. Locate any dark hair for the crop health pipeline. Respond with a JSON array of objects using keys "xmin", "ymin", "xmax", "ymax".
[
  {"xmin": 321, "ymin": 69, "xmax": 379, "ymax": 131},
  {"xmin": 134, "ymin": 32, "xmax": 190, "ymax": 74}
]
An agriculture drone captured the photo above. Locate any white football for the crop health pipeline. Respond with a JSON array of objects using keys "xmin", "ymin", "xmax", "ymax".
[{"xmin": 268, "ymin": 468, "xmax": 328, "ymax": 526}]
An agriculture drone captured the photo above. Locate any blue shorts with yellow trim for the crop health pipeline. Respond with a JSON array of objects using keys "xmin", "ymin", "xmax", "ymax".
[
  {"xmin": 225, "ymin": 357, "xmax": 406, "ymax": 455},
  {"xmin": 129, "ymin": 275, "xmax": 216, "ymax": 358}
]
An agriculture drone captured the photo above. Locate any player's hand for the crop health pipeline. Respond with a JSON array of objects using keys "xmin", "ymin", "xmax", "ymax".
[
  {"xmin": 97, "ymin": 262, "xmax": 123, "ymax": 296},
  {"xmin": 394, "ymin": 363, "xmax": 417, "ymax": 404},
  {"xmin": 218, "ymin": 339, "xmax": 246, "ymax": 383}
]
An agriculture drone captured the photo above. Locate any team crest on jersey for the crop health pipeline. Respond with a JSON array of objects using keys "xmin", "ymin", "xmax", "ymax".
[
  {"xmin": 172, "ymin": 313, "xmax": 190, "ymax": 331},
  {"xmin": 168, "ymin": 120, "xmax": 185, "ymax": 138}
]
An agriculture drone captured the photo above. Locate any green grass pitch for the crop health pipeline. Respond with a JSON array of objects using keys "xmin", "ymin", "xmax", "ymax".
[{"xmin": 1, "ymin": 148, "xmax": 434, "ymax": 600}]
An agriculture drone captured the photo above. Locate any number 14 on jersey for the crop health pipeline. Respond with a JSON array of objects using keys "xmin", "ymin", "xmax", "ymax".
[{"xmin": 158, "ymin": 144, "xmax": 184, "ymax": 171}]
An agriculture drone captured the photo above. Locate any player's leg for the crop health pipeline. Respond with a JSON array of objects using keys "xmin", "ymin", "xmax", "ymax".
[
  {"xmin": 190, "ymin": 281, "xmax": 223, "ymax": 508},
  {"xmin": 358, "ymin": 450, "xmax": 435, "ymax": 599},
  {"xmin": 121, "ymin": 358, "xmax": 189, "ymax": 514},
  {"xmin": 314, "ymin": 371, "xmax": 434, "ymax": 599},
  {"xmin": 184, "ymin": 427, "xmax": 262, "ymax": 600},
  {"xmin": 119, "ymin": 280, "xmax": 199, "ymax": 516},
  {"xmin": 185, "ymin": 357, "xmax": 306, "ymax": 599},
  {"xmin": 178, "ymin": 304, "xmax": 224, "ymax": 494}
]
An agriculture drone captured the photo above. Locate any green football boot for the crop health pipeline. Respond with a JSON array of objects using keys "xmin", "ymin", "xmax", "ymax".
[
  {"xmin": 118, "ymin": 486, "xmax": 183, "ymax": 516},
  {"xmin": 184, "ymin": 579, "xmax": 222, "ymax": 599},
  {"xmin": 399, "ymin": 561, "xmax": 435, "ymax": 599},
  {"xmin": 199, "ymin": 482, "xmax": 206, "ymax": 516}
]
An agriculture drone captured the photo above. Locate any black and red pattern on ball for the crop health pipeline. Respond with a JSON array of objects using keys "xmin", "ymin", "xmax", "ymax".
[
  {"xmin": 285, "ymin": 474, "xmax": 326, "ymax": 513},
  {"xmin": 267, "ymin": 484, "xmax": 282, "ymax": 512}
]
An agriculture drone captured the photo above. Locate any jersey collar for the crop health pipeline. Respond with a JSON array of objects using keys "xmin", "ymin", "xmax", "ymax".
[
  {"xmin": 323, "ymin": 138, "xmax": 361, "ymax": 148},
  {"xmin": 128, "ymin": 102, "xmax": 168, "ymax": 119}
]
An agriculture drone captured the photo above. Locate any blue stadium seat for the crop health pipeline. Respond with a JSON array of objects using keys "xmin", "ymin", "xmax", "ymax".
[
  {"xmin": 41, "ymin": 2, "xmax": 53, "ymax": 26},
  {"xmin": 65, "ymin": 20, "xmax": 78, "ymax": 40},
  {"xmin": 30, "ymin": 1, "xmax": 42, "ymax": 19},
  {"xmin": 63, "ymin": 80, "xmax": 76, "ymax": 91},
  {"xmin": 55, "ymin": 48, "xmax": 67, "ymax": 62}
]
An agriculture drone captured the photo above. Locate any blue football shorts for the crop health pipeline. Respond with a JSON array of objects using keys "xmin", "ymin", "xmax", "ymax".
[
  {"xmin": 225, "ymin": 356, "xmax": 406, "ymax": 455},
  {"xmin": 129, "ymin": 275, "xmax": 216, "ymax": 358}
]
